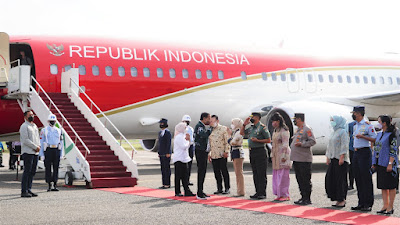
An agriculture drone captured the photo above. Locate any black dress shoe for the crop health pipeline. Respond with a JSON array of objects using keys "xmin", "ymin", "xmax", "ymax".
[
  {"xmin": 250, "ymin": 194, "xmax": 259, "ymax": 199},
  {"xmin": 214, "ymin": 190, "xmax": 223, "ymax": 194},
  {"xmin": 384, "ymin": 209, "xmax": 394, "ymax": 215},
  {"xmin": 377, "ymin": 209, "xmax": 387, "ymax": 214},
  {"xmin": 222, "ymin": 189, "xmax": 230, "ymax": 194},
  {"xmin": 351, "ymin": 206, "xmax": 362, "ymax": 210},
  {"xmin": 360, "ymin": 207, "xmax": 372, "ymax": 212},
  {"xmin": 21, "ymin": 192, "xmax": 32, "ymax": 198},
  {"xmin": 294, "ymin": 199, "xmax": 304, "ymax": 205},
  {"xmin": 28, "ymin": 191, "xmax": 38, "ymax": 197},
  {"xmin": 204, "ymin": 193, "xmax": 210, "ymax": 198},
  {"xmin": 298, "ymin": 199, "xmax": 311, "ymax": 205},
  {"xmin": 51, "ymin": 184, "xmax": 59, "ymax": 192},
  {"xmin": 257, "ymin": 195, "xmax": 266, "ymax": 200},
  {"xmin": 175, "ymin": 193, "xmax": 183, "ymax": 197},
  {"xmin": 188, "ymin": 182, "xmax": 194, "ymax": 186},
  {"xmin": 159, "ymin": 186, "xmax": 170, "ymax": 189},
  {"xmin": 332, "ymin": 204, "xmax": 345, "ymax": 208},
  {"xmin": 184, "ymin": 192, "xmax": 196, "ymax": 197}
]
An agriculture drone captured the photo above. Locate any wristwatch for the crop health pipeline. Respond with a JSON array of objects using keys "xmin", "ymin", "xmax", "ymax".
[{"xmin": 389, "ymin": 162, "xmax": 393, "ymax": 165}]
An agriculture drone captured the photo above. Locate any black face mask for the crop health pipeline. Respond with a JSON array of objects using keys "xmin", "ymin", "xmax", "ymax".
[
  {"xmin": 28, "ymin": 116, "xmax": 34, "ymax": 122},
  {"xmin": 250, "ymin": 118, "xmax": 255, "ymax": 123},
  {"xmin": 352, "ymin": 114, "xmax": 357, "ymax": 120},
  {"xmin": 185, "ymin": 121, "xmax": 190, "ymax": 126},
  {"xmin": 49, "ymin": 121, "xmax": 56, "ymax": 126},
  {"xmin": 160, "ymin": 124, "xmax": 168, "ymax": 129},
  {"xmin": 293, "ymin": 120, "xmax": 297, "ymax": 126}
]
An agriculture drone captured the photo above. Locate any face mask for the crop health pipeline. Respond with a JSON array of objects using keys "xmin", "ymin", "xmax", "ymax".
[
  {"xmin": 330, "ymin": 121, "xmax": 336, "ymax": 128},
  {"xmin": 250, "ymin": 118, "xmax": 255, "ymax": 123},
  {"xmin": 376, "ymin": 123, "xmax": 383, "ymax": 130},
  {"xmin": 28, "ymin": 116, "xmax": 34, "ymax": 122},
  {"xmin": 293, "ymin": 120, "xmax": 297, "ymax": 126},
  {"xmin": 352, "ymin": 114, "xmax": 356, "ymax": 120},
  {"xmin": 49, "ymin": 121, "xmax": 56, "ymax": 126},
  {"xmin": 211, "ymin": 122, "xmax": 217, "ymax": 128},
  {"xmin": 185, "ymin": 121, "xmax": 190, "ymax": 126},
  {"xmin": 160, "ymin": 124, "xmax": 167, "ymax": 129},
  {"xmin": 231, "ymin": 124, "xmax": 235, "ymax": 130}
]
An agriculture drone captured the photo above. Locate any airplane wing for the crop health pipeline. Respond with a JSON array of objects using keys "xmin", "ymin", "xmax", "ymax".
[{"xmin": 348, "ymin": 90, "xmax": 400, "ymax": 106}]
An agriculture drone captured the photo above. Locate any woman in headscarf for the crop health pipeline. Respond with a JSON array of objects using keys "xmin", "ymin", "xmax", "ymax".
[
  {"xmin": 372, "ymin": 115, "xmax": 398, "ymax": 214},
  {"xmin": 172, "ymin": 122, "xmax": 195, "ymax": 197},
  {"xmin": 270, "ymin": 112, "xmax": 291, "ymax": 201},
  {"xmin": 227, "ymin": 118, "xmax": 245, "ymax": 196},
  {"xmin": 325, "ymin": 115, "xmax": 350, "ymax": 208}
]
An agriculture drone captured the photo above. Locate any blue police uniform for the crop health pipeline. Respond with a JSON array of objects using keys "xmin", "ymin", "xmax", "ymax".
[
  {"xmin": 40, "ymin": 125, "xmax": 63, "ymax": 187},
  {"xmin": 352, "ymin": 118, "xmax": 376, "ymax": 209}
]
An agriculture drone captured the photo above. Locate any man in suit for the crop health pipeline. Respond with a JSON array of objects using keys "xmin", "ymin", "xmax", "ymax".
[{"xmin": 158, "ymin": 118, "xmax": 172, "ymax": 189}]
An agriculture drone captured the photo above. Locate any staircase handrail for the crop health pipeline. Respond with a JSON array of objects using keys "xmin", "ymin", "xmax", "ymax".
[
  {"xmin": 69, "ymin": 78, "xmax": 138, "ymax": 155},
  {"xmin": 30, "ymin": 76, "xmax": 91, "ymax": 157}
]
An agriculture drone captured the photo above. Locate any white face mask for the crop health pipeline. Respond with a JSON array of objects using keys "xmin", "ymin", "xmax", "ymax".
[
  {"xmin": 376, "ymin": 123, "xmax": 383, "ymax": 130},
  {"xmin": 231, "ymin": 124, "xmax": 235, "ymax": 130}
]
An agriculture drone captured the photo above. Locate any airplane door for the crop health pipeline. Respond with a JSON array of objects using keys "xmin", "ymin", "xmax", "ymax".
[
  {"xmin": 304, "ymin": 68, "xmax": 317, "ymax": 93},
  {"xmin": 286, "ymin": 68, "xmax": 300, "ymax": 93},
  {"xmin": 0, "ymin": 32, "xmax": 10, "ymax": 87}
]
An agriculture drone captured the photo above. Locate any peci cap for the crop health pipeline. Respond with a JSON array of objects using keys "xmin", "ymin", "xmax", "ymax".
[
  {"xmin": 292, "ymin": 113, "xmax": 305, "ymax": 121},
  {"xmin": 251, "ymin": 112, "xmax": 262, "ymax": 118},
  {"xmin": 351, "ymin": 106, "xmax": 365, "ymax": 113},
  {"xmin": 159, "ymin": 118, "xmax": 168, "ymax": 124}
]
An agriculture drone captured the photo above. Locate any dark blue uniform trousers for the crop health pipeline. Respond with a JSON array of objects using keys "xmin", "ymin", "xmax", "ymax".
[
  {"xmin": 44, "ymin": 148, "xmax": 61, "ymax": 184},
  {"xmin": 352, "ymin": 147, "xmax": 374, "ymax": 207},
  {"xmin": 159, "ymin": 156, "xmax": 171, "ymax": 186}
]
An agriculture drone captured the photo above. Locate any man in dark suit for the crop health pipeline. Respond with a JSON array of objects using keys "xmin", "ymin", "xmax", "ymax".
[{"xmin": 158, "ymin": 118, "xmax": 172, "ymax": 189}]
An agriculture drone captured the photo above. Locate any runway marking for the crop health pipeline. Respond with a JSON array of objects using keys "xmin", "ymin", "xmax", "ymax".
[{"xmin": 99, "ymin": 186, "xmax": 400, "ymax": 225}]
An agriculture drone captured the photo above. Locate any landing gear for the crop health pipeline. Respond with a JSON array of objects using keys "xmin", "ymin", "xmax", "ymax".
[{"xmin": 65, "ymin": 170, "xmax": 74, "ymax": 186}]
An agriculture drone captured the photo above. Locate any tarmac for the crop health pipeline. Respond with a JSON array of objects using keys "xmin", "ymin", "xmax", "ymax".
[{"xmin": 1, "ymin": 149, "xmax": 399, "ymax": 225}]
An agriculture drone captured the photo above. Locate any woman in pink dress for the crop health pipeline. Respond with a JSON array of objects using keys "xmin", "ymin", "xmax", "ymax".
[{"xmin": 271, "ymin": 112, "xmax": 291, "ymax": 201}]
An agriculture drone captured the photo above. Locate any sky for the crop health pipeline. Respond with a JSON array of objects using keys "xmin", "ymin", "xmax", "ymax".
[{"xmin": 2, "ymin": 0, "xmax": 400, "ymax": 56}]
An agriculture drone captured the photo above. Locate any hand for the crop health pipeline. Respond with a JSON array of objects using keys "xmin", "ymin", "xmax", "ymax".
[
  {"xmin": 355, "ymin": 134, "xmax": 364, "ymax": 139},
  {"xmin": 243, "ymin": 117, "xmax": 251, "ymax": 126},
  {"xmin": 281, "ymin": 158, "xmax": 287, "ymax": 163},
  {"xmin": 339, "ymin": 157, "xmax": 344, "ymax": 166},
  {"xmin": 295, "ymin": 142, "xmax": 302, "ymax": 147},
  {"xmin": 387, "ymin": 164, "xmax": 393, "ymax": 172},
  {"xmin": 371, "ymin": 165, "xmax": 375, "ymax": 170},
  {"xmin": 208, "ymin": 155, "xmax": 212, "ymax": 163},
  {"xmin": 250, "ymin": 137, "xmax": 258, "ymax": 142},
  {"xmin": 35, "ymin": 146, "xmax": 40, "ymax": 152},
  {"xmin": 166, "ymin": 154, "xmax": 171, "ymax": 158},
  {"xmin": 326, "ymin": 158, "xmax": 330, "ymax": 165},
  {"xmin": 185, "ymin": 133, "xmax": 190, "ymax": 141},
  {"xmin": 223, "ymin": 152, "xmax": 228, "ymax": 158}
]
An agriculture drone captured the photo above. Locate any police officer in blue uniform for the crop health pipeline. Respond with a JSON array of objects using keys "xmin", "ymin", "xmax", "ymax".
[
  {"xmin": 158, "ymin": 118, "xmax": 172, "ymax": 189},
  {"xmin": 40, "ymin": 114, "xmax": 63, "ymax": 192},
  {"xmin": 350, "ymin": 106, "xmax": 376, "ymax": 212}
]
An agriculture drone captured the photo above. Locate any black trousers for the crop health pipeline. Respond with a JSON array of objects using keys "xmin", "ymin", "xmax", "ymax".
[
  {"xmin": 195, "ymin": 149, "xmax": 208, "ymax": 195},
  {"xmin": 159, "ymin": 156, "xmax": 171, "ymax": 186},
  {"xmin": 353, "ymin": 147, "xmax": 374, "ymax": 207},
  {"xmin": 44, "ymin": 148, "xmax": 61, "ymax": 184},
  {"xmin": 293, "ymin": 161, "xmax": 312, "ymax": 201},
  {"xmin": 174, "ymin": 161, "xmax": 191, "ymax": 195},
  {"xmin": 211, "ymin": 158, "xmax": 230, "ymax": 191},
  {"xmin": 187, "ymin": 145, "xmax": 194, "ymax": 182},
  {"xmin": 21, "ymin": 154, "xmax": 38, "ymax": 193},
  {"xmin": 348, "ymin": 150, "xmax": 355, "ymax": 187},
  {"xmin": 249, "ymin": 147, "xmax": 267, "ymax": 196},
  {"xmin": 325, "ymin": 159, "xmax": 348, "ymax": 202}
]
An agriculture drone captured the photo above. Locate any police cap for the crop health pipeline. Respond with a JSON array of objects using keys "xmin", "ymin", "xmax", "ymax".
[
  {"xmin": 351, "ymin": 106, "xmax": 365, "ymax": 113},
  {"xmin": 251, "ymin": 112, "xmax": 262, "ymax": 118},
  {"xmin": 292, "ymin": 113, "xmax": 305, "ymax": 121}
]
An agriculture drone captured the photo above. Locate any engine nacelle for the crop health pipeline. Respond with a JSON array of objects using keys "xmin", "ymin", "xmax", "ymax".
[
  {"xmin": 264, "ymin": 101, "xmax": 354, "ymax": 155},
  {"xmin": 140, "ymin": 139, "xmax": 159, "ymax": 152}
]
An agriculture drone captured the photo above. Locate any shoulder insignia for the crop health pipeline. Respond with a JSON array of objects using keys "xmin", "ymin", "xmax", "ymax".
[
  {"xmin": 307, "ymin": 130, "xmax": 312, "ymax": 137},
  {"xmin": 365, "ymin": 121, "xmax": 370, "ymax": 125}
]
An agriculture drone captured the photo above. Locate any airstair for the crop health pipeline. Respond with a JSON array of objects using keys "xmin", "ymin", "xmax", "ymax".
[{"xmin": 1, "ymin": 31, "xmax": 138, "ymax": 188}]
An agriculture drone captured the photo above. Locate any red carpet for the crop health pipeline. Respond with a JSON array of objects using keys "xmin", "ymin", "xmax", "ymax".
[{"xmin": 99, "ymin": 186, "xmax": 400, "ymax": 225}]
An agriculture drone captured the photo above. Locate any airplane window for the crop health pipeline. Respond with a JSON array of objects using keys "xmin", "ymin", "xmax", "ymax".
[
  {"xmin": 50, "ymin": 64, "xmax": 58, "ymax": 75},
  {"xmin": 157, "ymin": 68, "xmax": 163, "ymax": 78},
  {"xmin": 241, "ymin": 71, "xmax": 247, "ymax": 80},
  {"xmin": 397, "ymin": 77, "xmax": 400, "ymax": 85},
  {"xmin": 318, "ymin": 74, "xmax": 323, "ymax": 82},
  {"xmin": 363, "ymin": 76, "xmax": 368, "ymax": 84},
  {"xmin": 130, "ymin": 67, "xmax": 138, "ymax": 77},
  {"xmin": 64, "ymin": 65, "xmax": 72, "ymax": 72},
  {"xmin": 79, "ymin": 65, "xmax": 86, "ymax": 75},
  {"xmin": 92, "ymin": 65, "xmax": 99, "ymax": 76},
  {"xmin": 118, "ymin": 66, "xmax": 125, "ymax": 77},
  {"xmin": 346, "ymin": 75, "xmax": 351, "ymax": 83},
  {"xmin": 281, "ymin": 73, "xmax": 286, "ymax": 81},
  {"xmin": 272, "ymin": 73, "xmax": 277, "ymax": 81},
  {"xmin": 261, "ymin": 72, "xmax": 267, "ymax": 80},
  {"xmin": 143, "ymin": 68, "xmax": 150, "ymax": 77},
  {"xmin": 169, "ymin": 68, "xmax": 176, "ymax": 78},
  {"xmin": 355, "ymin": 76, "xmax": 360, "ymax": 83},
  {"xmin": 207, "ymin": 70, "xmax": 213, "ymax": 79},
  {"xmin": 379, "ymin": 76, "xmax": 384, "ymax": 84},
  {"xmin": 307, "ymin": 74, "xmax": 313, "ymax": 82},
  {"xmin": 290, "ymin": 73, "xmax": 296, "ymax": 82},
  {"xmin": 183, "ymin": 69, "xmax": 189, "ymax": 78},
  {"xmin": 371, "ymin": 76, "xmax": 376, "ymax": 84},
  {"xmin": 195, "ymin": 69, "xmax": 202, "ymax": 79},
  {"xmin": 388, "ymin": 77, "xmax": 393, "ymax": 85},
  {"xmin": 329, "ymin": 75, "xmax": 334, "ymax": 83},
  {"xmin": 218, "ymin": 70, "xmax": 224, "ymax": 79},
  {"xmin": 105, "ymin": 66, "xmax": 113, "ymax": 76},
  {"xmin": 338, "ymin": 75, "xmax": 343, "ymax": 83}
]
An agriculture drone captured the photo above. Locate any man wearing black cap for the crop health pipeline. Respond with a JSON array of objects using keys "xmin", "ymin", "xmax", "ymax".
[
  {"xmin": 158, "ymin": 118, "xmax": 171, "ymax": 189},
  {"xmin": 290, "ymin": 113, "xmax": 316, "ymax": 205},
  {"xmin": 241, "ymin": 112, "xmax": 271, "ymax": 199},
  {"xmin": 350, "ymin": 106, "xmax": 376, "ymax": 212}
]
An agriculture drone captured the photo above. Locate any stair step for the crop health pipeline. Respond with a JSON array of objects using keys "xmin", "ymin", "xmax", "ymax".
[
  {"xmin": 54, "ymin": 113, "xmax": 85, "ymax": 119},
  {"xmin": 68, "ymin": 131, "xmax": 99, "ymax": 136},
  {"xmin": 86, "ymin": 155, "xmax": 118, "ymax": 161},
  {"xmin": 65, "ymin": 126, "xmax": 95, "ymax": 132},
  {"xmin": 91, "ymin": 171, "xmax": 131, "ymax": 178},
  {"xmin": 91, "ymin": 177, "xmax": 137, "ymax": 188},
  {"xmin": 78, "ymin": 144, "xmax": 110, "ymax": 150},
  {"xmin": 90, "ymin": 161, "xmax": 123, "ymax": 166},
  {"xmin": 81, "ymin": 150, "xmax": 114, "ymax": 155},
  {"xmin": 59, "ymin": 109, "xmax": 82, "ymax": 114},
  {"xmin": 71, "ymin": 136, "xmax": 103, "ymax": 141},
  {"xmin": 90, "ymin": 165, "xmax": 126, "ymax": 172}
]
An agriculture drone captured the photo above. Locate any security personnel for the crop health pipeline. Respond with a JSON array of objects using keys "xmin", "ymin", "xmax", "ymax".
[
  {"xmin": 158, "ymin": 118, "xmax": 171, "ymax": 189},
  {"xmin": 290, "ymin": 113, "xmax": 316, "ymax": 205},
  {"xmin": 241, "ymin": 112, "xmax": 271, "ymax": 199},
  {"xmin": 182, "ymin": 115, "xmax": 195, "ymax": 185},
  {"xmin": 40, "ymin": 114, "xmax": 63, "ymax": 192},
  {"xmin": 350, "ymin": 106, "xmax": 376, "ymax": 212}
]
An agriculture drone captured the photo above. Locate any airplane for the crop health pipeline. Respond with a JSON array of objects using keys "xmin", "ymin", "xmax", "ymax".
[{"xmin": 1, "ymin": 34, "xmax": 400, "ymax": 155}]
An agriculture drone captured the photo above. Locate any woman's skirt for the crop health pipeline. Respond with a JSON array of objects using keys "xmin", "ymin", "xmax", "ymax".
[
  {"xmin": 376, "ymin": 165, "xmax": 398, "ymax": 190},
  {"xmin": 272, "ymin": 169, "xmax": 290, "ymax": 197}
]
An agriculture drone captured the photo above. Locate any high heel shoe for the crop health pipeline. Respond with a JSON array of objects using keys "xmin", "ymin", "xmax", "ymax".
[
  {"xmin": 376, "ymin": 208, "xmax": 387, "ymax": 214},
  {"xmin": 384, "ymin": 209, "xmax": 394, "ymax": 215}
]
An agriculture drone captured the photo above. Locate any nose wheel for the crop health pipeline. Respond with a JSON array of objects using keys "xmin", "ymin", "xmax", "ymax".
[{"xmin": 65, "ymin": 170, "xmax": 74, "ymax": 186}]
